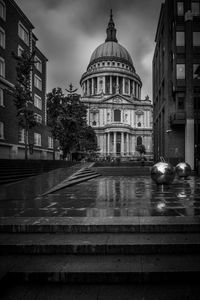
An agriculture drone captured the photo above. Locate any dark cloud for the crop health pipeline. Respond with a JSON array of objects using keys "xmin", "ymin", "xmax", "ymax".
[{"xmin": 15, "ymin": 0, "xmax": 163, "ymax": 98}]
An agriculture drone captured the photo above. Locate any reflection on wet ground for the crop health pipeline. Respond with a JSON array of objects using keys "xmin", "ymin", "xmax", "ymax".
[{"xmin": 0, "ymin": 175, "xmax": 200, "ymax": 217}]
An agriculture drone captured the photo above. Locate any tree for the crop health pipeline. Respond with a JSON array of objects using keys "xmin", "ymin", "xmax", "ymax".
[
  {"xmin": 47, "ymin": 86, "xmax": 97, "ymax": 159},
  {"xmin": 13, "ymin": 49, "xmax": 37, "ymax": 160},
  {"xmin": 136, "ymin": 144, "xmax": 146, "ymax": 156}
]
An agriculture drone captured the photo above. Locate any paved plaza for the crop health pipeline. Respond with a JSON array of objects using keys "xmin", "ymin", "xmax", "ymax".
[
  {"xmin": 0, "ymin": 165, "xmax": 200, "ymax": 218},
  {"xmin": 0, "ymin": 164, "xmax": 200, "ymax": 299}
]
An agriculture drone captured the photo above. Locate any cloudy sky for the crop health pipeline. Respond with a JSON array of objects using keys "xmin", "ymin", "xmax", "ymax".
[{"xmin": 15, "ymin": 0, "xmax": 163, "ymax": 99}]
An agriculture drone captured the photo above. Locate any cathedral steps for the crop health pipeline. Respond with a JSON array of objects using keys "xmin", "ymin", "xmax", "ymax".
[
  {"xmin": 0, "ymin": 232, "xmax": 200, "ymax": 255},
  {"xmin": 0, "ymin": 216, "xmax": 200, "ymax": 284},
  {"xmin": 40, "ymin": 165, "xmax": 101, "ymax": 196}
]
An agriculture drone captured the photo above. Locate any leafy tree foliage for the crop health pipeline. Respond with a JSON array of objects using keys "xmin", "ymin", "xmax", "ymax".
[
  {"xmin": 136, "ymin": 144, "xmax": 146, "ymax": 156},
  {"xmin": 47, "ymin": 87, "xmax": 97, "ymax": 159},
  {"xmin": 12, "ymin": 49, "xmax": 37, "ymax": 159}
]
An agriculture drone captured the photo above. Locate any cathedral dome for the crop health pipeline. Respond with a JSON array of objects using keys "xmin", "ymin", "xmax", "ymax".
[
  {"xmin": 87, "ymin": 10, "xmax": 135, "ymax": 71},
  {"xmin": 89, "ymin": 41, "xmax": 134, "ymax": 68}
]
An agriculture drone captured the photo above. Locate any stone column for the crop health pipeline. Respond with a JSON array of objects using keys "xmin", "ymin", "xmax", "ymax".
[
  {"xmin": 84, "ymin": 82, "xmax": 86, "ymax": 95},
  {"xmin": 116, "ymin": 76, "xmax": 119, "ymax": 92},
  {"xmin": 127, "ymin": 133, "xmax": 130, "ymax": 155},
  {"xmin": 132, "ymin": 81, "xmax": 135, "ymax": 97},
  {"xmin": 92, "ymin": 78, "xmax": 94, "ymax": 95},
  {"xmin": 110, "ymin": 76, "xmax": 112, "ymax": 94},
  {"xmin": 87, "ymin": 80, "xmax": 90, "ymax": 96},
  {"xmin": 132, "ymin": 135, "xmax": 135, "ymax": 155},
  {"xmin": 128, "ymin": 79, "xmax": 130, "ymax": 95},
  {"xmin": 122, "ymin": 77, "xmax": 125, "ymax": 94},
  {"xmin": 121, "ymin": 132, "xmax": 124, "ymax": 156},
  {"xmin": 103, "ymin": 134, "xmax": 106, "ymax": 156},
  {"xmin": 107, "ymin": 132, "xmax": 110, "ymax": 155},
  {"xmin": 103, "ymin": 76, "xmax": 105, "ymax": 94},
  {"xmin": 113, "ymin": 132, "xmax": 117, "ymax": 156}
]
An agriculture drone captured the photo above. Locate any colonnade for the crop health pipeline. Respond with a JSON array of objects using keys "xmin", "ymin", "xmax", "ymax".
[
  {"xmin": 82, "ymin": 75, "xmax": 141, "ymax": 99},
  {"xmin": 105, "ymin": 131, "xmax": 134, "ymax": 156}
]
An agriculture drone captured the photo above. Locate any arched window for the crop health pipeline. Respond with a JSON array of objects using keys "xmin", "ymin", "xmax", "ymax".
[
  {"xmin": 114, "ymin": 109, "xmax": 121, "ymax": 122},
  {"xmin": 137, "ymin": 136, "xmax": 142, "ymax": 146}
]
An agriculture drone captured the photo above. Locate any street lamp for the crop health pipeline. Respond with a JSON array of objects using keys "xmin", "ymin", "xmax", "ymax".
[{"xmin": 166, "ymin": 129, "xmax": 173, "ymax": 162}]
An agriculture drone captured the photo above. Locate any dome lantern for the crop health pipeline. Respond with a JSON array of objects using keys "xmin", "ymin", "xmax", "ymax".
[{"xmin": 105, "ymin": 9, "xmax": 118, "ymax": 43}]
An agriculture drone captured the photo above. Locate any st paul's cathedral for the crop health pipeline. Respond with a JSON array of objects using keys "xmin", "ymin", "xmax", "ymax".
[{"xmin": 80, "ymin": 11, "xmax": 153, "ymax": 159}]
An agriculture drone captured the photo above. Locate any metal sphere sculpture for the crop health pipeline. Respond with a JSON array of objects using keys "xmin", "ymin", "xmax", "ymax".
[
  {"xmin": 175, "ymin": 162, "xmax": 191, "ymax": 178},
  {"xmin": 151, "ymin": 162, "xmax": 175, "ymax": 185}
]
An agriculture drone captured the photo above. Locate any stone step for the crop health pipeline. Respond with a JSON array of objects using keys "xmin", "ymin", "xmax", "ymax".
[
  {"xmin": 0, "ymin": 172, "xmax": 40, "ymax": 179},
  {"xmin": 0, "ymin": 173, "xmax": 42, "ymax": 185},
  {"xmin": 41, "ymin": 173, "xmax": 101, "ymax": 195},
  {"xmin": 1, "ymin": 254, "xmax": 200, "ymax": 283},
  {"xmin": 0, "ymin": 232, "xmax": 200, "ymax": 255},
  {"xmin": 0, "ymin": 216, "xmax": 199, "ymax": 233},
  {"xmin": 68, "ymin": 171, "xmax": 99, "ymax": 181}
]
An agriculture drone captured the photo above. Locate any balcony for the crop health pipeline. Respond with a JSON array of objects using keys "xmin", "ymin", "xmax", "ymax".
[{"xmin": 170, "ymin": 111, "xmax": 186, "ymax": 125}]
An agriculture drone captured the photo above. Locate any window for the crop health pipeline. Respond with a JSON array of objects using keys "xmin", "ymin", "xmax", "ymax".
[
  {"xmin": 34, "ymin": 94, "xmax": 42, "ymax": 110},
  {"xmin": 34, "ymin": 113, "xmax": 42, "ymax": 124},
  {"xmin": 177, "ymin": 2, "xmax": 184, "ymax": 16},
  {"xmin": 34, "ymin": 75, "xmax": 42, "ymax": 90},
  {"xmin": 0, "ymin": 121, "xmax": 4, "ymax": 139},
  {"xmin": 193, "ymin": 64, "xmax": 200, "ymax": 79},
  {"xmin": 35, "ymin": 56, "xmax": 42, "ymax": 72},
  {"xmin": 0, "ymin": 27, "xmax": 5, "ymax": 48},
  {"xmin": 176, "ymin": 64, "xmax": 185, "ymax": 79},
  {"xmin": 99, "ymin": 78, "xmax": 103, "ymax": 92},
  {"xmin": 18, "ymin": 22, "xmax": 29, "ymax": 45},
  {"xmin": 34, "ymin": 133, "xmax": 41, "ymax": 146},
  {"xmin": 0, "ymin": 57, "xmax": 5, "ymax": 77},
  {"xmin": 48, "ymin": 136, "xmax": 54, "ymax": 149},
  {"xmin": 18, "ymin": 45, "xmax": 24, "ymax": 57},
  {"xmin": 0, "ymin": 87, "xmax": 3, "ymax": 106},
  {"xmin": 192, "ymin": 2, "xmax": 200, "ymax": 16},
  {"xmin": 92, "ymin": 112, "xmax": 97, "ymax": 126},
  {"xmin": 177, "ymin": 94, "xmax": 185, "ymax": 110},
  {"xmin": 0, "ymin": 1, "xmax": 5, "ymax": 20},
  {"xmin": 18, "ymin": 128, "xmax": 26, "ymax": 143},
  {"xmin": 193, "ymin": 32, "xmax": 200, "ymax": 46},
  {"xmin": 176, "ymin": 31, "xmax": 185, "ymax": 46},
  {"xmin": 137, "ymin": 136, "xmax": 142, "ymax": 146},
  {"xmin": 114, "ymin": 109, "xmax": 121, "ymax": 122}
]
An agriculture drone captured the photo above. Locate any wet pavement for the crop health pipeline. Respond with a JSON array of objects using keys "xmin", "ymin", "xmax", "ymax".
[{"xmin": 0, "ymin": 171, "xmax": 200, "ymax": 218}]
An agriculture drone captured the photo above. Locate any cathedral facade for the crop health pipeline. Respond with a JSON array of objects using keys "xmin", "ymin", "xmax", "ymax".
[{"xmin": 80, "ymin": 12, "xmax": 153, "ymax": 159}]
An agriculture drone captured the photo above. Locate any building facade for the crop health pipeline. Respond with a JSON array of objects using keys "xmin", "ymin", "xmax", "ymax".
[
  {"xmin": 80, "ymin": 12, "xmax": 153, "ymax": 159},
  {"xmin": 0, "ymin": 0, "xmax": 57, "ymax": 159},
  {"xmin": 153, "ymin": 0, "xmax": 200, "ymax": 169}
]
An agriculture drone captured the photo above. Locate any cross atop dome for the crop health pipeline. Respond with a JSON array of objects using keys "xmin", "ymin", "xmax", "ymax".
[{"xmin": 105, "ymin": 9, "xmax": 118, "ymax": 43}]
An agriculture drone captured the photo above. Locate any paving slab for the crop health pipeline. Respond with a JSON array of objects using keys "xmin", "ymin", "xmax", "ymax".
[
  {"xmin": 2, "ymin": 254, "xmax": 200, "ymax": 283},
  {"xmin": 0, "ymin": 216, "xmax": 200, "ymax": 232},
  {"xmin": 1, "ymin": 283, "xmax": 200, "ymax": 300},
  {"xmin": 0, "ymin": 232, "xmax": 200, "ymax": 254}
]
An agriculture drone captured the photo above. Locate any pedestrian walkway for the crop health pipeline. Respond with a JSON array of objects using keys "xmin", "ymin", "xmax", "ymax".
[{"xmin": 0, "ymin": 164, "xmax": 200, "ymax": 294}]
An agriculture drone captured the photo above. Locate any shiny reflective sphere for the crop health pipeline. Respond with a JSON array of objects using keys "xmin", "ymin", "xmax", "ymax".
[
  {"xmin": 151, "ymin": 162, "xmax": 175, "ymax": 185},
  {"xmin": 175, "ymin": 162, "xmax": 191, "ymax": 178}
]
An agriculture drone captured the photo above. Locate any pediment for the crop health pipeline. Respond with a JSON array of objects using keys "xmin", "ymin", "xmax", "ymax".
[{"xmin": 101, "ymin": 95, "xmax": 133, "ymax": 105}]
